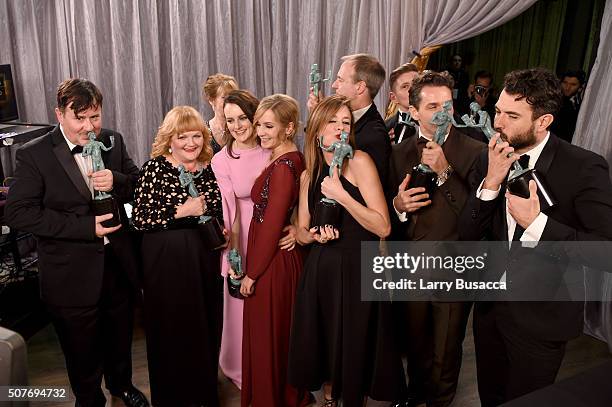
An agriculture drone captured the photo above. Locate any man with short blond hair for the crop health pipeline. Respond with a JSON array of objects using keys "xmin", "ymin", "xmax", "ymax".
[
  {"xmin": 386, "ymin": 63, "xmax": 420, "ymax": 144},
  {"xmin": 309, "ymin": 53, "xmax": 390, "ymax": 185}
]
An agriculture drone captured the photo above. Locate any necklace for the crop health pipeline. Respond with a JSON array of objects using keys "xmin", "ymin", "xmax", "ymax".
[{"xmin": 208, "ymin": 118, "xmax": 226, "ymax": 144}]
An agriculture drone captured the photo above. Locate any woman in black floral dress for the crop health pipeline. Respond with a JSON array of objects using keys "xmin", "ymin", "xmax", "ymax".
[{"xmin": 133, "ymin": 106, "xmax": 224, "ymax": 407}]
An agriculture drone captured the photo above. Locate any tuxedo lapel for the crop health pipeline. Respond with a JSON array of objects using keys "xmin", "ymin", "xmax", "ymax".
[
  {"xmin": 534, "ymin": 134, "xmax": 559, "ymax": 216},
  {"xmin": 405, "ymin": 134, "xmax": 420, "ymax": 170},
  {"xmin": 51, "ymin": 129, "xmax": 92, "ymax": 202},
  {"xmin": 534, "ymin": 134, "xmax": 559, "ymax": 176}
]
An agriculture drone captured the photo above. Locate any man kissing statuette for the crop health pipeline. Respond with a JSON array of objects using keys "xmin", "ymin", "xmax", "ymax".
[
  {"xmin": 407, "ymin": 100, "xmax": 464, "ymax": 199},
  {"xmin": 461, "ymin": 102, "xmax": 555, "ymax": 209}
]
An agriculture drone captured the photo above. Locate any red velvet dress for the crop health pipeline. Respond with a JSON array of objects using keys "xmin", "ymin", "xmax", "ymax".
[{"xmin": 241, "ymin": 151, "xmax": 311, "ymax": 407}]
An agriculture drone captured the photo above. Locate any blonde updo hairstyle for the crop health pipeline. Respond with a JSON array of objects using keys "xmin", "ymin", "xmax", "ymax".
[
  {"xmin": 202, "ymin": 73, "xmax": 239, "ymax": 101},
  {"xmin": 150, "ymin": 106, "xmax": 213, "ymax": 164},
  {"xmin": 253, "ymin": 94, "xmax": 300, "ymax": 141}
]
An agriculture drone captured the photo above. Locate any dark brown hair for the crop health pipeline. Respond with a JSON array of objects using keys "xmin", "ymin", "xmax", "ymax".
[
  {"xmin": 223, "ymin": 89, "xmax": 260, "ymax": 159},
  {"xmin": 56, "ymin": 78, "xmax": 103, "ymax": 114},
  {"xmin": 503, "ymin": 68, "xmax": 562, "ymax": 119},
  {"xmin": 408, "ymin": 70, "xmax": 454, "ymax": 109}
]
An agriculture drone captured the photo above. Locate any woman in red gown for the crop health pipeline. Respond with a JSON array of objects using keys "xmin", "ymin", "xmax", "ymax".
[{"xmin": 240, "ymin": 94, "xmax": 311, "ymax": 407}]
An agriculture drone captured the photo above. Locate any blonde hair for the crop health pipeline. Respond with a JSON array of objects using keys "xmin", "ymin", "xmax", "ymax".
[
  {"xmin": 202, "ymin": 73, "xmax": 238, "ymax": 100},
  {"xmin": 151, "ymin": 106, "xmax": 213, "ymax": 163},
  {"xmin": 304, "ymin": 95, "xmax": 355, "ymax": 183},
  {"xmin": 253, "ymin": 94, "xmax": 300, "ymax": 141}
]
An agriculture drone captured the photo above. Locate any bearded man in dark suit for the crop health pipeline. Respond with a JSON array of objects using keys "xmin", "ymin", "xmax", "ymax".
[
  {"xmin": 388, "ymin": 71, "xmax": 485, "ymax": 407},
  {"xmin": 459, "ymin": 68, "xmax": 612, "ymax": 406},
  {"xmin": 5, "ymin": 79, "xmax": 148, "ymax": 407}
]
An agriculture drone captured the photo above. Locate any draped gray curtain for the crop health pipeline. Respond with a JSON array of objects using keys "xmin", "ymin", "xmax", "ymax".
[
  {"xmin": 418, "ymin": 0, "xmax": 538, "ymax": 46},
  {"xmin": 1, "ymin": 0, "xmax": 536, "ymax": 166},
  {"xmin": 5, "ymin": 0, "xmax": 609, "ymax": 348},
  {"xmin": 575, "ymin": 0, "xmax": 612, "ymax": 351}
]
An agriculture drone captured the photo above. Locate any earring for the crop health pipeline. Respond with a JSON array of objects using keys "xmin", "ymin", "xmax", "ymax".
[{"xmin": 168, "ymin": 147, "xmax": 172, "ymax": 153}]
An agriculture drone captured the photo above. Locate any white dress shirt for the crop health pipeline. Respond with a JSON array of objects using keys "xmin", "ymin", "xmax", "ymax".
[
  {"xmin": 396, "ymin": 109, "xmax": 409, "ymax": 144},
  {"xmin": 352, "ymin": 103, "xmax": 371, "ymax": 123},
  {"xmin": 476, "ymin": 132, "xmax": 551, "ymax": 281}
]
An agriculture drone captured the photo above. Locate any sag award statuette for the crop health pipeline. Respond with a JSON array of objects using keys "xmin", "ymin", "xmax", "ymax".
[
  {"xmin": 461, "ymin": 102, "xmax": 555, "ymax": 209},
  {"xmin": 312, "ymin": 130, "xmax": 354, "ymax": 230},
  {"xmin": 178, "ymin": 165, "xmax": 226, "ymax": 249},
  {"xmin": 227, "ymin": 248, "xmax": 245, "ymax": 299},
  {"xmin": 83, "ymin": 131, "xmax": 121, "ymax": 227},
  {"xmin": 407, "ymin": 100, "xmax": 462, "ymax": 198},
  {"xmin": 309, "ymin": 63, "xmax": 332, "ymax": 98}
]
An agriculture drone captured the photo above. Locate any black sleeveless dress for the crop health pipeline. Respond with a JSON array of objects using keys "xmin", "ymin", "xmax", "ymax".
[{"xmin": 288, "ymin": 165, "xmax": 407, "ymax": 405}]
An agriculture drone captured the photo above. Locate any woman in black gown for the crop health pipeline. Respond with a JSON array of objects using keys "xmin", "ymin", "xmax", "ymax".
[
  {"xmin": 288, "ymin": 95, "xmax": 407, "ymax": 406},
  {"xmin": 132, "ymin": 106, "xmax": 224, "ymax": 407}
]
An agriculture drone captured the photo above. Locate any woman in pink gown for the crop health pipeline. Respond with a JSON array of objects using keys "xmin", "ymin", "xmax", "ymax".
[{"xmin": 211, "ymin": 90, "xmax": 295, "ymax": 388}]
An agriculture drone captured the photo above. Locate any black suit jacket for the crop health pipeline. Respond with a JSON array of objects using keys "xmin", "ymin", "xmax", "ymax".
[
  {"xmin": 355, "ymin": 103, "xmax": 391, "ymax": 186},
  {"xmin": 389, "ymin": 127, "xmax": 485, "ymax": 240},
  {"xmin": 459, "ymin": 134, "xmax": 612, "ymax": 340},
  {"xmin": 384, "ymin": 111, "xmax": 417, "ymax": 145},
  {"xmin": 5, "ymin": 126, "xmax": 140, "ymax": 307}
]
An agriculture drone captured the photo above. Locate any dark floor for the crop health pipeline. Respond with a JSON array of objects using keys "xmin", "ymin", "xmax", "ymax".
[{"xmin": 24, "ymin": 308, "xmax": 611, "ymax": 407}]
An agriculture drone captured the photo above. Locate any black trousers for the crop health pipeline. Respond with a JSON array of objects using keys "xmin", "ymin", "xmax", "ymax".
[
  {"xmin": 401, "ymin": 301, "xmax": 472, "ymax": 407},
  {"xmin": 46, "ymin": 246, "xmax": 134, "ymax": 407},
  {"xmin": 474, "ymin": 303, "xmax": 566, "ymax": 407}
]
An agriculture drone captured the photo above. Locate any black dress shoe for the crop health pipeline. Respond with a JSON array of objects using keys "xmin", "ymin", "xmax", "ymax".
[{"xmin": 112, "ymin": 386, "xmax": 150, "ymax": 407}]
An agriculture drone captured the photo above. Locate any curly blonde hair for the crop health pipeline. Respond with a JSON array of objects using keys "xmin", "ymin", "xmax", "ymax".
[{"xmin": 150, "ymin": 106, "xmax": 213, "ymax": 163}]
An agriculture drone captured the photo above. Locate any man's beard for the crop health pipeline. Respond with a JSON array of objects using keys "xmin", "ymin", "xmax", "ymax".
[{"xmin": 497, "ymin": 122, "xmax": 536, "ymax": 151}]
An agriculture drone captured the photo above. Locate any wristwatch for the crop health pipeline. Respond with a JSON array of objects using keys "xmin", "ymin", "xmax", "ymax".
[{"xmin": 437, "ymin": 165, "xmax": 453, "ymax": 186}]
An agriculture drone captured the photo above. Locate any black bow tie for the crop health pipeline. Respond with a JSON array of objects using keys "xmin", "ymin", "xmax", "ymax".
[
  {"xmin": 518, "ymin": 154, "xmax": 530, "ymax": 169},
  {"xmin": 71, "ymin": 145, "xmax": 83, "ymax": 155},
  {"xmin": 399, "ymin": 111, "xmax": 408, "ymax": 122}
]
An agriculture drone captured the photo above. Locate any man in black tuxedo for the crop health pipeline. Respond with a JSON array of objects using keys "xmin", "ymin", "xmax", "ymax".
[
  {"xmin": 385, "ymin": 63, "xmax": 419, "ymax": 145},
  {"xmin": 309, "ymin": 53, "xmax": 390, "ymax": 185},
  {"xmin": 550, "ymin": 69, "xmax": 586, "ymax": 143},
  {"xmin": 389, "ymin": 71, "xmax": 484, "ymax": 407},
  {"xmin": 5, "ymin": 79, "xmax": 148, "ymax": 407},
  {"xmin": 459, "ymin": 68, "xmax": 612, "ymax": 406}
]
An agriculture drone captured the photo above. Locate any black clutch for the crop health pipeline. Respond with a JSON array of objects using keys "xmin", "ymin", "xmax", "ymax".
[{"xmin": 227, "ymin": 275, "xmax": 244, "ymax": 299}]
